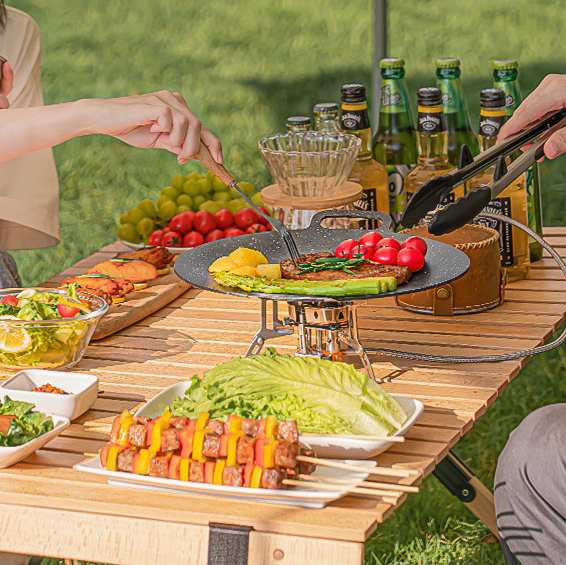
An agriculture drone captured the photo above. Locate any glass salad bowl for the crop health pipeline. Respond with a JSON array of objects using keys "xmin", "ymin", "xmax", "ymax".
[
  {"xmin": 0, "ymin": 288, "xmax": 108, "ymax": 370},
  {"xmin": 258, "ymin": 131, "xmax": 361, "ymax": 197}
]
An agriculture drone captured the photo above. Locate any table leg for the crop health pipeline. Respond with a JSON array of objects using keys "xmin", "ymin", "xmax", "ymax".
[{"xmin": 433, "ymin": 450, "xmax": 499, "ymax": 539}]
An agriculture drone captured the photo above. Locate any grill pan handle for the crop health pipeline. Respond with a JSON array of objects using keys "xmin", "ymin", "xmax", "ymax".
[{"xmin": 307, "ymin": 210, "xmax": 394, "ymax": 232}]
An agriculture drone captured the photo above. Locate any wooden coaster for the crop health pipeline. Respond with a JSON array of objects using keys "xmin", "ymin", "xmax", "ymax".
[{"xmin": 261, "ymin": 181, "xmax": 362, "ymax": 210}]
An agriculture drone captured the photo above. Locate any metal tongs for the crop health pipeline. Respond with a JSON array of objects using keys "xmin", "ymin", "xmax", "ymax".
[
  {"xmin": 401, "ymin": 108, "xmax": 566, "ymax": 235},
  {"xmin": 197, "ymin": 142, "xmax": 301, "ymax": 267}
]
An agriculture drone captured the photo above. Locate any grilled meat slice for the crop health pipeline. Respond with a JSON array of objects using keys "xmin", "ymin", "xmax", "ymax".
[
  {"xmin": 222, "ymin": 465, "xmax": 244, "ymax": 487},
  {"xmin": 160, "ymin": 428, "xmax": 180, "ymax": 452},
  {"xmin": 189, "ymin": 461, "xmax": 205, "ymax": 482},
  {"xmin": 280, "ymin": 252, "xmax": 412, "ymax": 285},
  {"xmin": 261, "ymin": 468, "xmax": 284, "ymax": 489},
  {"xmin": 277, "ymin": 420, "xmax": 299, "ymax": 444},
  {"xmin": 208, "ymin": 420, "xmax": 224, "ymax": 436},
  {"xmin": 117, "ymin": 247, "xmax": 174, "ymax": 269},
  {"xmin": 62, "ymin": 275, "xmax": 133, "ymax": 297},
  {"xmin": 169, "ymin": 417, "xmax": 188, "ymax": 430},
  {"xmin": 274, "ymin": 441, "xmax": 299, "ymax": 468},
  {"xmin": 241, "ymin": 418, "xmax": 258, "ymax": 438},
  {"xmin": 116, "ymin": 449, "xmax": 136, "ymax": 473},
  {"xmin": 236, "ymin": 435, "xmax": 256, "ymax": 465},
  {"xmin": 87, "ymin": 259, "xmax": 157, "ymax": 283},
  {"xmin": 128, "ymin": 423, "xmax": 147, "ymax": 448},
  {"xmin": 148, "ymin": 456, "xmax": 169, "ymax": 477},
  {"xmin": 202, "ymin": 433, "xmax": 221, "ymax": 458}
]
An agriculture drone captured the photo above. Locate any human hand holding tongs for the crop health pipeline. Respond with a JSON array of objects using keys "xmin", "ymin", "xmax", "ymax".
[{"xmin": 401, "ymin": 108, "xmax": 566, "ymax": 235}]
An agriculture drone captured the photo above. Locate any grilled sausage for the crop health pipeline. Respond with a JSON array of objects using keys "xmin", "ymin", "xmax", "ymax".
[
  {"xmin": 116, "ymin": 449, "xmax": 136, "ymax": 473},
  {"xmin": 274, "ymin": 441, "xmax": 299, "ymax": 468},
  {"xmin": 202, "ymin": 433, "xmax": 221, "ymax": 458},
  {"xmin": 261, "ymin": 468, "xmax": 284, "ymax": 489},
  {"xmin": 160, "ymin": 428, "xmax": 180, "ymax": 452},
  {"xmin": 277, "ymin": 421, "xmax": 299, "ymax": 444},
  {"xmin": 128, "ymin": 423, "xmax": 147, "ymax": 448},
  {"xmin": 236, "ymin": 435, "xmax": 256, "ymax": 465},
  {"xmin": 222, "ymin": 465, "xmax": 244, "ymax": 487},
  {"xmin": 149, "ymin": 456, "xmax": 169, "ymax": 478},
  {"xmin": 189, "ymin": 461, "xmax": 205, "ymax": 483}
]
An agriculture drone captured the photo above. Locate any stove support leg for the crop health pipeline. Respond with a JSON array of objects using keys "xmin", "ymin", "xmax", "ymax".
[
  {"xmin": 338, "ymin": 331, "xmax": 377, "ymax": 382},
  {"xmin": 245, "ymin": 299, "xmax": 293, "ymax": 357}
]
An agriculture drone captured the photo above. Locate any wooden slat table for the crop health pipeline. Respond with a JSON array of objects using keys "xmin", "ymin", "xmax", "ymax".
[{"xmin": 0, "ymin": 228, "xmax": 565, "ymax": 565}]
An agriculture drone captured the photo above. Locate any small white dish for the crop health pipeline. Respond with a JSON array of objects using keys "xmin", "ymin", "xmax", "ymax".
[
  {"xmin": 0, "ymin": 414, "xmax": 69, "ymax": 468},
  {"xmin": 135, "ymin": 381, "xmax": 423, "ymax": 460},
  {"xmin": 0, "ymin": 370, "xmax": 99, "ymax": 421},
  {"xmin": 75, "ymin": 457, "xmax": 376, "ymax": 509}
]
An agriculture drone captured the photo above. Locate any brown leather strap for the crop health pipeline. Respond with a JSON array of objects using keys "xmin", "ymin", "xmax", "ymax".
[{"xmin": 432, "ymin": 284, "xmax": 454, "ymax": 316}]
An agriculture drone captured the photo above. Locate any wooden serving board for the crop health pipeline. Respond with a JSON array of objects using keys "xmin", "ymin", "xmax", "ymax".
[{"xmin": 41, "ymin": 242, "xmax": 190, "ymax": 340}]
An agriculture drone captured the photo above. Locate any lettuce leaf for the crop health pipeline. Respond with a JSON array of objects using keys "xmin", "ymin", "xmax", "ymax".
[{"xmin": 0, "ymin": 395, "xmax": 54, "ymax": 446}]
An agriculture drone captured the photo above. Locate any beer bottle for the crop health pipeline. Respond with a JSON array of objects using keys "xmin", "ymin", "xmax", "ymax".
[
  {"xmin": 313, "ymin": 103, "xmax": 340, "ymax": 131},
  {"xmin": 286, "ymin": 116, "xmax": 311, "ymax": 133},
  {"xmin": 436, "ymin": 57, "xmax": 479, "ymax": 166},
  {"xmin": 372, "ymin": 57, "xmax": 417, "ymax": 224},
  {"xmin": 404, "ymin": 87, "xmax": 460, "ymax": 208},
  {"xmin": 341, "ymin": 83, "xmax": 389, "ymax": 228},
  {"xmin": 468, "ymin": 88, "xmax": 529, "ymax": 282},
  {"xmin": 493, "ymin": 58, "xmax": 543, "ymax": 262}
]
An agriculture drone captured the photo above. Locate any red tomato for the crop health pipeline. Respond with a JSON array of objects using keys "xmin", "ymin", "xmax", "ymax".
[
  {"xmin": 57, "ymin": 304, "xmax": 80, "ymax": 318},
  {"xmin": 162, "ymin": 231, "xmax": 183, "ymax": 247},
  {"xmin": 335, "ymin": 239, "xmax": 358, "ymax": 258},
  {"xmin": 0, "ymin": 296, "xmax": 18, "ymax": 306},
  {"xmin": 397, "ymin": 248, "xmax": 425, "ymax": 272},
  {"xmin": 257, "ymin": 207, "xmax": 271, "ymax": 226},
  {"xmin": 378, "ymin": 237, "xmax": 401, "ymax": 251},
  {"xmin": 373, "ymin": 246, "xmax": 398, "ymax": 265},
  {"xmin": 162, "ymin": 226, "xmax": 170, "ymax": 234},
  {"xmin": 350, "ymin": 243, "xmax": 369, "ymax": 258},
  {"xmin": 246, "ymin": 223, "xmax": 267, "ymax": 234},
  {"xmin": 214, "ymin": 209, "xmax": 235, "ymax": 230},
  {"xmin": 235, "ymin": 208, "xmax": 260, "ymax": 230},
  {"xmin": 193, "ymin": 210, "xmax": 217, "ymax": 235},
  {"xmin": 205, "ymin": 229, "xmax": 225, "ymax": 243},
  {"xmin": 359, "ymin": 232, "xmax": 384, "ymax": 248},
  {"xmin": 401, "ymin": 236, "xmax": 428, "ymax": 256},
  {"xmin": 183, "ymin": 230, "xmax": 205, "ymax": 247},
  {"xmin": 148, "ymin": 230, "xmax": 164, "ymax": 246},
  {"xmin": 225, "ymin": 227, "xmax": 245, "ymax": 238},
  {"xmin": 169, "ymin": 212, "xmax": 194, "ymax": 236}
]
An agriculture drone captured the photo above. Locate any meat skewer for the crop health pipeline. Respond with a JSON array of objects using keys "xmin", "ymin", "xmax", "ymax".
[{"xmin": 297, "ymin": 473, "xmax": 419, "ymax": 494}]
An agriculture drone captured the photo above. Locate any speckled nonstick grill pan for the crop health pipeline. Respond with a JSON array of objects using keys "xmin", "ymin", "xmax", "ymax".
[{"xmin": 174, "ymin": 210, "xmax": 470, "ymax": 303}]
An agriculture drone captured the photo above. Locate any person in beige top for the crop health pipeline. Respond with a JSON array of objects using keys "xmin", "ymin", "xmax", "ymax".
[{"xmin": 0, "ymin": 2, "xmax": 222, "ymax": 292}]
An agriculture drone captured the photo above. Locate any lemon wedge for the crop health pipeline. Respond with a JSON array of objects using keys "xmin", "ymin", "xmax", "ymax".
[
  {"xmin": 0, "ymin": 323, "xmax": 31, "ymax": 353},
  {"xmin": 16, "ymin": 289, "xmax": 36, "ymax": 299}
]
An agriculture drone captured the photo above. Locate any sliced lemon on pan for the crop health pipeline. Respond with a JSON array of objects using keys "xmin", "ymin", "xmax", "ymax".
[
  {"xmin": 0, "ymin": 323, "xmax": 31, "ymax": 353},
  {"xmin": 16, "ymin": 289, "xmax": 36, "ymax": 299}
]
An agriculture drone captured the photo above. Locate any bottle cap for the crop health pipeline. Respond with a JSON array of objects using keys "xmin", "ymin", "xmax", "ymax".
[
  {"xmin": 379, "ymin": 57, "xmax": 405, "ymax": 69},
  {"xmin": 341, "ymin": 84, "xmax": 367, "ymax": 103},
  {"xmin": 417, "ymin": 87, "xmax": 442, "ymax": 107},
  {"xmin": 436, "ymin": 57, "xmax": 460, "ymax": 68},
  {"xmin": 313, "ymin": 102, "xmax": 339, "ymax": 114},
  {"xmin": 480, "ymin": 88, "xmax": 505, "ymax": 108},
  {"xmin": 492, "ymin": 59, "xmax": 518, "ymax": 70},
  {"xmin": 286, "ymin": 116, "xmax": 311, "ymax": 127}
]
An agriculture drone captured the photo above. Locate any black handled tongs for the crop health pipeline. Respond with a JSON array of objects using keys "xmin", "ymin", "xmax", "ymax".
[{"xmin": 401, "ymin": 108, "xmax": 566, "ymax": 235}]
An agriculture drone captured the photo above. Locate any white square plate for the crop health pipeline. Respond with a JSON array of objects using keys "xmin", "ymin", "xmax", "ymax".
[
  {"xmin": 0, "ymin": 370, "xmax": 99, "ymax": 421},
  {"xmin": 75, "ymin": 457, "xmax": 376, "ymax": 508},
  {"xmin": 135, "ymin": 381, "xmax": 423, "ymax": 459},
  {"xmin": 0, "ymin": 414, "xmax": 70, "ymax": 468}
]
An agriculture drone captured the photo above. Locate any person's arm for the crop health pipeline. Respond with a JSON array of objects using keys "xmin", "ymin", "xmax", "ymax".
[
  {"xmin": 498, "ymin": 74, "xmax": 566, "ymax": 160},
  {"xmin": 0, "ymin": 58, "xmax": 13, "ymax": 109}
]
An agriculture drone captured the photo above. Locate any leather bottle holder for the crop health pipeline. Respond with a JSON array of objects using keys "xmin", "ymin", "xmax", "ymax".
[{"xmin": 396, "ymin": 224, "xmax": 505, "ymax": 316}]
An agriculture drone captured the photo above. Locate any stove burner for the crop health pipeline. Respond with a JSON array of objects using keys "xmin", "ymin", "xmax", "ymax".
[{"xmin": 246, "ymin": 298, "xmax": 377, "ymax": 381}]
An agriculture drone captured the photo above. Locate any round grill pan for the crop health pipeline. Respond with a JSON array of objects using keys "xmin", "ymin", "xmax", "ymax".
[{"xmin": 174, "ymin": 210, "xmax": 470, "ymax": 302}]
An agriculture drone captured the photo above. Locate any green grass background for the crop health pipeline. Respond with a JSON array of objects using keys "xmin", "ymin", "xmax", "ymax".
[{"xmin": 7, "ymin": 0, "xmax": 566, "ymax": 562}]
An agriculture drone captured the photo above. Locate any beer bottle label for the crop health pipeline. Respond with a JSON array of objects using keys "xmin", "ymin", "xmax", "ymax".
[
  {"xmin": 479, "ymin": 110, "xmax": 506, "ymax": 137},
  {"xmin": 417, "ymin": 107, "xmax": 444, "ymax": 133},
  {"xmin": 354, "ymin": 188, "xmax": 379, "ymax": 229},
  {"xmin": 380, "ymin": 81, "xmax": 407, "ymax": 113},
  {"xmin": 477, "ymin": 197, "xmax": 514, "ymax": 266},
  {"xmin": 437, "ymin": 79, "xmax": 464, "ymax": 115},
  {"xmin": 494, "ymin": 81, "xmax": 521, "ymax": 116},
  {"xmin": 386, "ymin": 164, "xmax": 413, "ymax": 224},
  {"xmin": 341, "ymin": 103, "xmax": 370, "ymax": 130}
]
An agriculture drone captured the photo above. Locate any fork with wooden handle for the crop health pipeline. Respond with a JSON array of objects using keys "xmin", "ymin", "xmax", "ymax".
[{"xmin": 197, "ymin": 141, "xmax": 301, "ymax": 267}]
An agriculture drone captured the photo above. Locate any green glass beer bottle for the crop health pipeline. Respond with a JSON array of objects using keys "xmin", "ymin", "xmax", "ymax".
[
  {"xmin": 493, "ymin": 58, "xmax": 543, "ymax": 262},
  {"xmin": 372, "ymin": 57, "xmax": 417, "ymax": 224},
  {"xmin": 286, "ymin": 116, "xmax": 311, "ymax": 133},
  {"xmin": 313, "ymin": 103, "xmax": 340, "ymax": 131},
  {"xmin": 436, "ymin": 57, "xmax": 479, "ymax": 166}
]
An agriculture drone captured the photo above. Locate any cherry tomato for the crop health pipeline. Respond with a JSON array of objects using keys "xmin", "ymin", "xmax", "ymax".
[
  {"xmin": 162, "ymin": 231, "xmax": 183, "ymax": 247},
  {"xmin": 397, "ymin": 248, "xmax": 425, "ymax": 272},
  {"xmin": 0, "ymin": 296, "xmax": 18, "ymax": 306},
  {"xmin": 169, "ymin": 211, "xmax": 194, "ymax": 236},
  {"xmin": 235, "ymin": 208, "xmax": 260, "ymax": 230},
  {"xmin": 246, "ymin": 223, "xmax": 267, "ymax": 234},
  {"xmin": 401, "ymin": 236, "xmax": 428, "ymax": 256},
  {"xmin": 359, "ymin": 232, "xmax": 383, "ymax": 248},
  {"xmin": 335, "ymin": 239, "xmax": 358, "ymax": 258},
  {"xmin": 373, "ymin": 246, "xmax": 398, "ymax": 265},
  {"xmin": 215, "ymin": 209, "xmax": 235, "ymax": 230},
  {"xmin": 206, "ymin": 229, "xmax": 225, "ymax": 243},
  {"xmin": 350, "ymin": 243, "xmax": 370, "ymax": 258},
  {"xmin": 257, "ymin": 207, "xmax": 271, "ymax": 226},
  {"xmin": 377, "ymin": 237, "xmax": 401, "ymax": 251},
  {"xmin": 162, "ymin": 226, "xmax": 170, "ymax": 234},
  {"xmin": 57, "ymin": 304, "xmax": 80, "ymax": 318},
  {"xmin": 183, "ymin": 230, "xmax": 205, "ymax": 247},
  {"xmin": 148, "ymin": 230, "xmax": 164, "ymax": 246},
  {"xmin": 225, "ymin": 227, "xmax": 245, "ymax": 238},
  {"xmin": 193, "ymin": 210, "xmax": 217, "ymax": 235}
]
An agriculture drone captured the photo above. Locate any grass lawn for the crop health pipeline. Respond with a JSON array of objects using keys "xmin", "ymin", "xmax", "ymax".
[{"xmin": 8, "ymin": 0, "xmax": 566, "ymax": 563}]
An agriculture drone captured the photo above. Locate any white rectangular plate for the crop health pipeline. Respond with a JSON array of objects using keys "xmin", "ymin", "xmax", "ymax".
[
  {"xmin": 75, "ymin": 457, "xmax": 376, "ymax": 509},
  {"xmin": 135, "ymin": 381, "xmax": 423, "ymax": 460}
]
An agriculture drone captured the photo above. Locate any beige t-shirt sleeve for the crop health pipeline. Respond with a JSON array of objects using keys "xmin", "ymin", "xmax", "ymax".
[{"xmin": 0, "ymin": 6, "xmax": 60, "ymax": 251}]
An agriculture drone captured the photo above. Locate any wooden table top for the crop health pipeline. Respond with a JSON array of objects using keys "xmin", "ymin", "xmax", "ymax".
[{"xmin": 0, "ymin": 227, "xmax": 564, "ymax": 565}]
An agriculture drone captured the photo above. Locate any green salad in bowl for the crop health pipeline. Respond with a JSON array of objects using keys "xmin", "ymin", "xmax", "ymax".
[{"xmin": 0, "ymin": 286, "xmax": 108, "ymax": 369}]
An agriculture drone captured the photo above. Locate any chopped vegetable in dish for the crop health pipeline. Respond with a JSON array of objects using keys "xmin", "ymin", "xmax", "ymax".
[{"xmin": 0, "ymin": 396, "xmax": 54, "ymax": 446}]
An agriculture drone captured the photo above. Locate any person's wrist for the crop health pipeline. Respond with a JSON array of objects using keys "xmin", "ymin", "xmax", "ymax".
[{"xmin": 71, "ymin": 98, "xmax": 103, "ymax": 136}]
